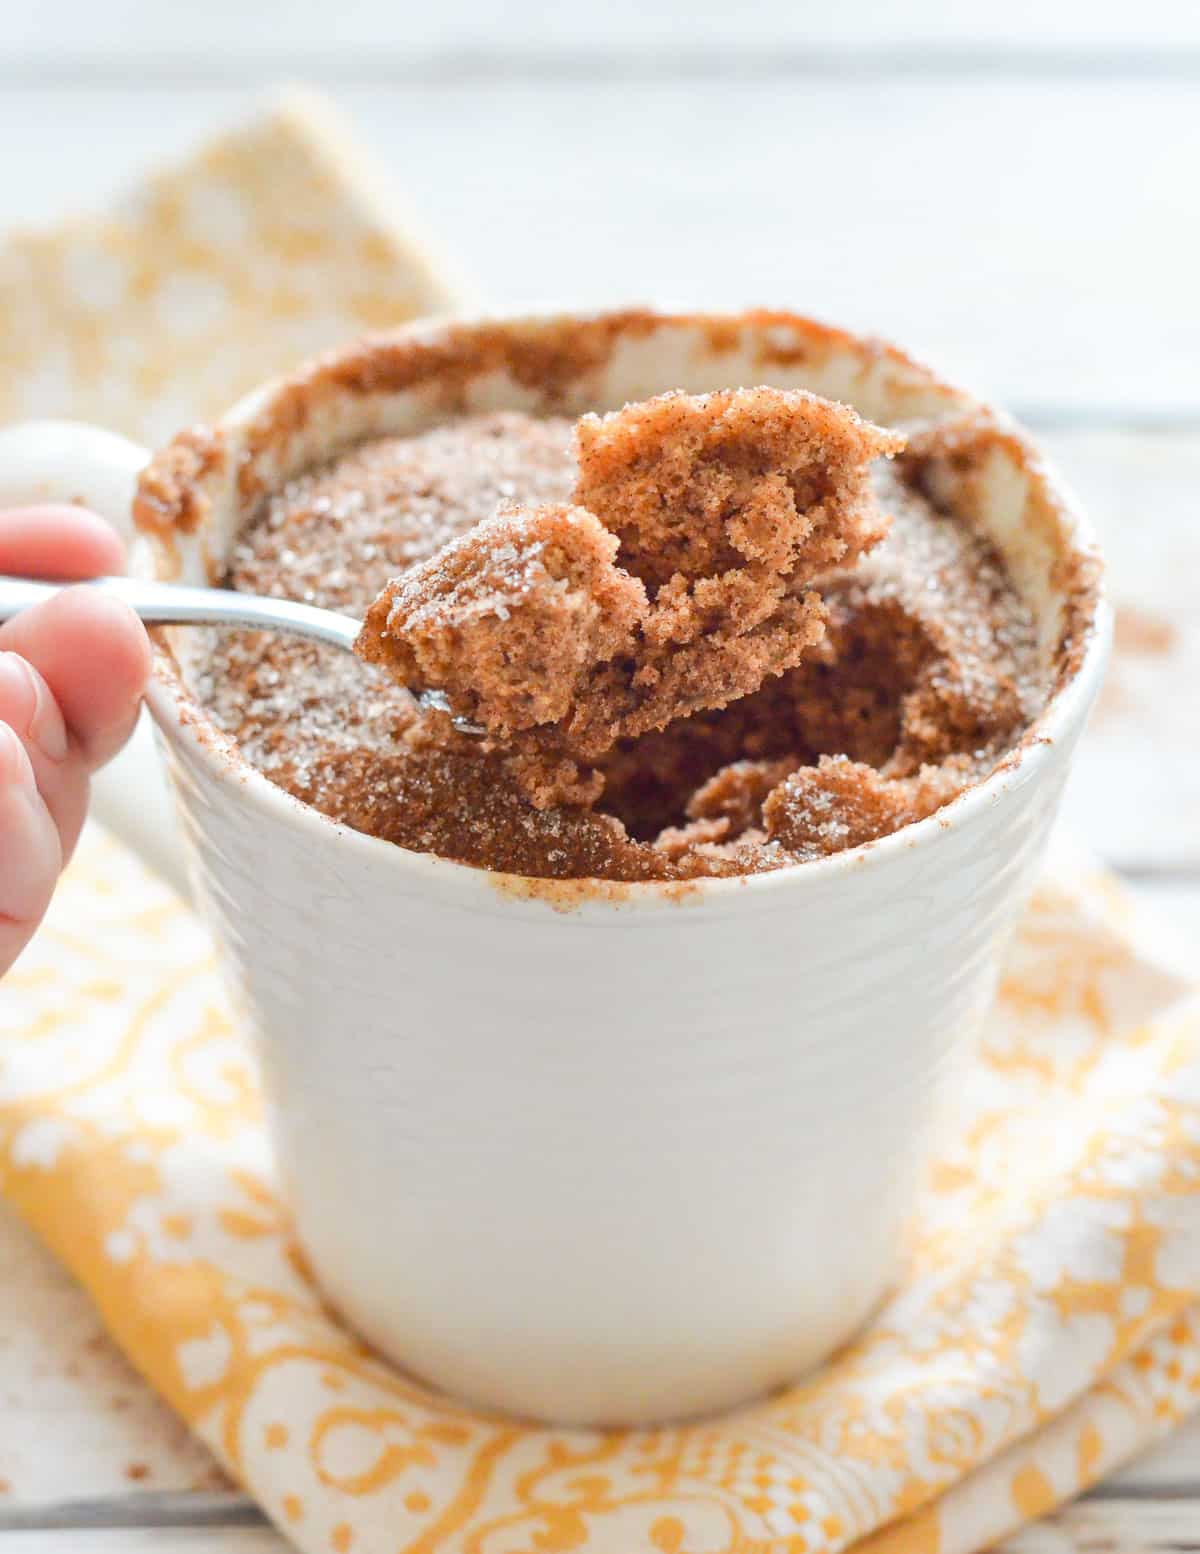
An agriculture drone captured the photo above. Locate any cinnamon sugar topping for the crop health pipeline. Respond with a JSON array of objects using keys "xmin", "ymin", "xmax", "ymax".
[{"xmin": 194, "ymin": 397, "xmax": 1045, "ymax": 881}]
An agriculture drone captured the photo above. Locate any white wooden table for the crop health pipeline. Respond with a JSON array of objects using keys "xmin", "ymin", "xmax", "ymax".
[{"xmin": 1, "ymin": 3, "xmax": 1199, "ymax": 1547}]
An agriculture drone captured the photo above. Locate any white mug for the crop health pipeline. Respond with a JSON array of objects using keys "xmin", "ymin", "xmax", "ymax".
[{"xmin": 0, "ymin": 309, "xmax": 1110, "ymax": 1426}]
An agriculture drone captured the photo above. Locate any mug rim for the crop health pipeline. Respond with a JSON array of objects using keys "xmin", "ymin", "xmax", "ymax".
[{"xmin": 140, "ymin": 304, "xmax": 1112, "ymax": 912}]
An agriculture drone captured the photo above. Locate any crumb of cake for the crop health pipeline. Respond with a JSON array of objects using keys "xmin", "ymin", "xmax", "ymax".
[
  {"xmin": 574, "ymin": 386, "xmax": 898, "ymax": 599},
  {"xmin": 762, "ymin": 755, "xmax": 959, "ymax": 858},
  {"xmin": 356, "ymin": 502, "xmax": 647, "ymax": 735},
  {"xmin": 558, "ymin": 388, "xmax": 903, "ymax": 756},
  {"xmin": 686, "ymin": 757, "xmax": 800, "ymax": 838},
  {"xmin": 653, "ymin": 815, "xmax": 733, "ymax": 860}
]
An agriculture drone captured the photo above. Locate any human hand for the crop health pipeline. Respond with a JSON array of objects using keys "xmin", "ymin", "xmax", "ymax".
[{"xmin": 1, "ymin": 506, "xmax": 151, "ymax": 974}]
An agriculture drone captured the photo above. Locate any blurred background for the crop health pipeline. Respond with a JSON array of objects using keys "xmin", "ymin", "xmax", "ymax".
[
  {"xmin": 1, "ymin": 0, "xmax": 1198, "ymax": 883},
  {"xmin": 4, "ymin": 0, "xmax": 1198, "ymax": 414}
]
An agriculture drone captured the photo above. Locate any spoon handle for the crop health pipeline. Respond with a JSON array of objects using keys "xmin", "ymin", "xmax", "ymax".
[
  {"xmin": 0, "ymin": 574, "xmax": 484, "ymax": 734},
  {"xmin": 0, "ymin": 574, "xmax": 361, "ymax": 651}
]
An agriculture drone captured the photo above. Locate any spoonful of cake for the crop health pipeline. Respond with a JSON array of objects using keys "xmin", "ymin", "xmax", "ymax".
[{"xmin": 357, "ymin": 386, "xmax": 903, "ymax": 804}]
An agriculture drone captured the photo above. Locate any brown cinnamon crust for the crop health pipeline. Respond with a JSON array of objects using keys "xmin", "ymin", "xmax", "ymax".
[
  {"xmin": 131, "ymin": 310, "xmax": 961, "ymax": 541},
  {"xmin": 132, "ymin": 424, "xmax": 224, "ymax": 537}
]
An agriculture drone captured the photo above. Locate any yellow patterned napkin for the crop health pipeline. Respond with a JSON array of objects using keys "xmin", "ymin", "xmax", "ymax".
[
  {"xmin": 0, "ymin": 87, "xmax": 468, "ymax": 448},
  {"xmin": 2, "ymin": 824, "xmax": 1199, "ymax": 1554}
]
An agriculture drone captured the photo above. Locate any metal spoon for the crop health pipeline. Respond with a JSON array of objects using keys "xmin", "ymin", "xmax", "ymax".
[{"xmin": 0, "ymin": 574, "xmax": 484, "ymax": 735}]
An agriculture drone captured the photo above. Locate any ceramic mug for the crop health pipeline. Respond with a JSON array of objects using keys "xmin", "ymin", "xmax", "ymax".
[{"xmin": 0, "ymin": 309, "xmax": 1110, "ymax": 1426}]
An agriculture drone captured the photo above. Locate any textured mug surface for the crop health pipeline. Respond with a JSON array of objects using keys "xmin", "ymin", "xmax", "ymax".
[{"xmin": 0, "ymin": 309, "xmax": 1110, "ymax": 1425}]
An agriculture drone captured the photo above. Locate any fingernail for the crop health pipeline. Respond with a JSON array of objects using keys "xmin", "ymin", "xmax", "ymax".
[{"xmin": 0, "ymin": 653, "xmax": 69, "ymax": 762}]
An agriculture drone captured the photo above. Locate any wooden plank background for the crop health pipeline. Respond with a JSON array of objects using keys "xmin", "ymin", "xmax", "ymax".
[{"xmin": 1, "ymin": 2, "xmax": 1197, "ymax": 1548}]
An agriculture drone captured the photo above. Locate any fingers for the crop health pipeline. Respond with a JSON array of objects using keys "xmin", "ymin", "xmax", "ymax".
[
  {"xmin": 0, "ymin": 650, "xmax": 88, "ymax": 865},
  {"xmin": 0, "ymin": 587, "xmax": 151, "ymax": 769},
  {"xmin": 0, "ymin": 506, "xmax": 147, "ymax": 975},
  {"xmin": 0, "ymin": 504, "xmax": 126, "ymax": 578},
  {"xmin": 0, "ymin": 721, "xmax": 62, "ymax": 975}
]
